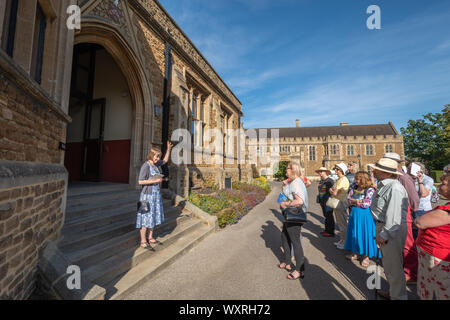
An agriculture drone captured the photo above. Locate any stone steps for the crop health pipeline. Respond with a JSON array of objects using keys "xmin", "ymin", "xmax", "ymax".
[
  {"xmin": 62, "ymin": 199, "xmax": 174, "ymax": 235},
  {"xmin": 65, "ymin": 194, "xmax": 171, "ymax": 220},
  {"xmin": 66, "ymin": 211, "xmax": 192, "ymax": 270},
  {"xmin": 56, "ymin": 183, "xmax": 216, "ymax": 300},
  {"xmin": 84, "ymin": 217, "xmax": 204, "ymax": 289}
]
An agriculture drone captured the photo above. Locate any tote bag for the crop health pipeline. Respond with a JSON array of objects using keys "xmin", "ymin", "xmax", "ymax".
[{"xmin": 326, "ymin": 197, "xmax": 340, "ymax": 209}]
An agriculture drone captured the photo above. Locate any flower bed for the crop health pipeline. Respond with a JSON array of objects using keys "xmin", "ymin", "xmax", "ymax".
[{"xmin": 187, "ymin": 177, "xmax": 272, "ymax": 228}]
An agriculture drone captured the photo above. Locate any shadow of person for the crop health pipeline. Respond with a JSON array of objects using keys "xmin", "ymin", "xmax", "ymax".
[
  {"xmin": 270, "ymin": 208, "xmax": 284, "ymax": 224},
  {"xmin": 299, "ymin": 261, "xmax": 359, "ymax": 300},
  {"xmin": 260, "ymin": 220, "xmax": 284, "ymax": 262},
  {"xmin": 300, "ymin": 222, "xmax": 389, "ymax": 300}
]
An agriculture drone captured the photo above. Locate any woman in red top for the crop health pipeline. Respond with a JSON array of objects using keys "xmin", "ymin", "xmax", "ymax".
[{"xmin": 414, "ymin": 172, "xmax": 450, "ymax": 300}]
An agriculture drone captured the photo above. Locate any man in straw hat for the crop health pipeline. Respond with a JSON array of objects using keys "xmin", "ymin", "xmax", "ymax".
[
  {"xmin": 316, "ymin": 167, "xmax": 335, "ymax": 237},
  {"xmin": 369, "ymin": 158, "xmax": 409, "ymax": 300},
  {"xmin": 384, "ymin": 152, "xmax": 420, "ymax": 285}
]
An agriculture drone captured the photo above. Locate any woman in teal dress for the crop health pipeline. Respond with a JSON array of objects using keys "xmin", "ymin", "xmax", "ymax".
[{"xmin": 344, "ymin": 171, "xmax": 379, "ymax": 267}]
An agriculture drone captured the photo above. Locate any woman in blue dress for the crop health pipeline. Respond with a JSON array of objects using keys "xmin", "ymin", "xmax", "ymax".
[
  {"xmin": 344, "ymin": 171, "xmax": 379, "ymax": 267},
  {"xmin": 137, "ymin": 141, "xmax": 173, "ymax": 249}
]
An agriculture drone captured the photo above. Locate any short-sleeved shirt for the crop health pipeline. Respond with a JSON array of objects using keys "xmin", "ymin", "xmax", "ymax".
[
  {"xmin": 414, "ymin": 174, "xmax": 434, "ymax": 212},
  {"xmin": 318, "ymin": 177, "xmax": 334, "ymax": 205},
  {"xmin": 286, "ymin": 178, "xmax": 308, "ymax": 212},
  {"xmin": 139, "ymin": 160, "xmax": 164, "ymax": 194},
  {"xmin": 333, "ymin": 176, "xmax": 350, "ymax": 202}
]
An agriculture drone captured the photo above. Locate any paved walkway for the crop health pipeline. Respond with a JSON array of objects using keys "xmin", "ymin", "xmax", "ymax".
[{"xmin": 124, "ymin": 182, "xmax": 420, "ymax": 300}]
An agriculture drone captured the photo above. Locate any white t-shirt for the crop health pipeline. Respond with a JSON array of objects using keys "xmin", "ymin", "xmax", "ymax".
[{"xmin": 414, "ymin": 174, "xmax": 434, "ymax": 211}]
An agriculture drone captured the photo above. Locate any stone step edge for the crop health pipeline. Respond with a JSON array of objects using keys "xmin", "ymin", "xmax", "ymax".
[
  {"xmin": 67, "ymin": 212, "xmax": 193, "ymax": 267},
  {"xmin": 58, "ymin": 208, "xmax": 189, "ymax": 250},
  {"xmin": 84, "ymin": 217, "xmax": 204, "ymax": 287},
  {"xmin": 66, "ymin": 197, "xmax": 172, "ymax": 216},
  {"xmin": 67, "ymin": 184, "xmax": 133, "ymax": 197},
  {"xmin": 67, "ymin": 188, "xmax": 140, "ymax": 203},
  {"xmin": 108, "ymin": 224, "xmax": 215, "ymax": 300},
  {"xmin": 63, "ymin": 203, "xmax": 181, "ymax": 232}
]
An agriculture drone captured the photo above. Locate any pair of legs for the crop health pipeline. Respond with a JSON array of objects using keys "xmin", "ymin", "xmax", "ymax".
[
  {"xmin": 280, "ymin": 222, "xmax": 305, "ymax": 279},
  {"xmin": 320, "ymin": 203, "xmax": 335, "ymax": 235},
  {"xmin": 377, "ymin": 223, "xmax": 408, "ymax": 300},
  {"xmin": 333, "ymin": 202, "xmax": 348, "ymax": 243},
  {"xmin": 139, "ymin": 227, "xmax": 158, "ymax": 247}
]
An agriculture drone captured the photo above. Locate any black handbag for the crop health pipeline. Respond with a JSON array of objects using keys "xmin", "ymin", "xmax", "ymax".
[{"xmin": 283, "ymin": 206, "xmax": 307, "ymax": 224}]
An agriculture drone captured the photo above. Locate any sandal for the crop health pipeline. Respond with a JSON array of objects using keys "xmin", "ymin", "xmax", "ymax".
[
  {"xmin": 287, "ymin": 271, "xmax": 304, "ymax": 280},
  {"xmin": 346, "ymin": 254, "xmax": 358, "ymax": 261},
  {"xmin": 361, "ymin": 258, "xmax": 370, "ymax": 268},
  {"xmin": 279, "ymin": 263, "xmax": 292, "ymax": 271},
  {"xmin": 148, "ymin": 237, "xmax": 161, "ymax": 244},
  {"xmin": 140, "ymin": 242, "xmax": 155, "ymax": 251}
]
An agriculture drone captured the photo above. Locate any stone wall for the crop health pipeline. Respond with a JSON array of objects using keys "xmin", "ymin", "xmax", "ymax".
[
  {"xmin": 0, "ymin": 68, "xmax": 67, "ymax": 164},
  {"xmin": 0, "ymin": 161, "xmax": 67, "ymax": 300}
]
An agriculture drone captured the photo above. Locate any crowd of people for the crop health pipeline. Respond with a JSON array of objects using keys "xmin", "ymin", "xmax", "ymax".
[{"xmin": 278, "ymin": 155, "xmax": 449, "ymax": 300}]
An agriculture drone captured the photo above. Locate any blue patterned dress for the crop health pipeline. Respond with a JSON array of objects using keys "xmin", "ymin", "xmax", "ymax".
[{"xmin": 136, "ymin": 162, "xmax": 164, "ymax": 229}]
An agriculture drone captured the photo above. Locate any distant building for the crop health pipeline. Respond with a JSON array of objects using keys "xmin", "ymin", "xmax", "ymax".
[{"xmin": 251, "ymin": 120, "xmax": 405, "ymax": 179}]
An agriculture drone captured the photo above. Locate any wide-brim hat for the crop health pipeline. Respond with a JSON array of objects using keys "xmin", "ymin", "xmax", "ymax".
[
  {"xmin": 383, "ymin": 152, "xmax": 403, "ymax": 162},
  {"xmin": 333, "ymin": 162, "xmax": 348, "ymax": 175},
  {"xmin": 368, "ymin": 158, "xmax": 403, "ymax": 175},
  {"xmin": 315, "ymin": 167, "xmax": 331, "ymax": 175}
]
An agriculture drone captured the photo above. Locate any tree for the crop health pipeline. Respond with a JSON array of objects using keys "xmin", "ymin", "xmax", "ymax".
[
  {"xmin": 274, "ymin": 161, "xmax": 289, "ymax": 181},
  {"xmin": 400, "ymin": 105, "xmax": 449, "ymax": 171}
]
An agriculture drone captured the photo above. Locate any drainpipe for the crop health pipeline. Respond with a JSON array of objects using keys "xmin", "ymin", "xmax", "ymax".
[{"xmin": 161, "ymin": 42, "xmax": 172, "ymax": 189}]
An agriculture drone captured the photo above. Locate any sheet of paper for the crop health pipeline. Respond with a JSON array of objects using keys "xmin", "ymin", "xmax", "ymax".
[
  {"xmin": 410, "ymin": 163, "xmax": 421, "ymax": 177},
  {"xmin": 402, "ymin": 166, "xmax": 407, "ymax": 173}
]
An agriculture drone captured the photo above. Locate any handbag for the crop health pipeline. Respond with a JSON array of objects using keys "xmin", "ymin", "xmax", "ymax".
[
  {"xmin": 283, "ymin": 206, "xmax": 307, "ymax": 224},
  {"xmin": 137, "ymin": 200, "xmax": 150, "ymax": 212},
  {"xmin": 326, "ymin": 197, "xmax": 340, "ymax": 209}
]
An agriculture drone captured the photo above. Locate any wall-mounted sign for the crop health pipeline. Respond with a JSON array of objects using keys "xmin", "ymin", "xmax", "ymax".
[{"xmin": 59, "ymin": 142, "xmax": 66, "ymax": 151}]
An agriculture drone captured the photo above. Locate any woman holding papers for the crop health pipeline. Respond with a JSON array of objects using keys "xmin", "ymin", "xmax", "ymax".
[{"xmin": 137, "ymin": 141, "xmax": 173, "ymax": 249}]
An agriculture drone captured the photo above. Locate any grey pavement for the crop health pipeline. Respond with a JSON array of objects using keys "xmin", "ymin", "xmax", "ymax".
[{"xmin": 123, "ymin": 181, "xmax": 420, "ymax": 300}]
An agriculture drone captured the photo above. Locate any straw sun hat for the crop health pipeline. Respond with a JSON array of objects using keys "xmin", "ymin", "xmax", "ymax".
[
  {"xmin": 368, "ymin": 158, "xmax": 403, "ymax": 175},
  {"xmin": 315, "ymin": 167, "xmax": 331, "ymax": 175}
]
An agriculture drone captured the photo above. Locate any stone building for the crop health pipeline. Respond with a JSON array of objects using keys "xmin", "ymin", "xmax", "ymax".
[
  {"xmin": 0, "ymin": 0, "xmax": 247, "ymax": 299},
  {"xmin": 251, "ymin": 120, "xmax": 405, "ymax": 179}
]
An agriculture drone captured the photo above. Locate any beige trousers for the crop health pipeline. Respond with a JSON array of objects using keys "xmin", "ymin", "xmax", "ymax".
[
  {"xmin": 333, "ymin": 201, "xmax": 348, "ymax": 242},
  {"xmin": 376, "ymin": 223, "xmax": 408, "ymax": 300}
]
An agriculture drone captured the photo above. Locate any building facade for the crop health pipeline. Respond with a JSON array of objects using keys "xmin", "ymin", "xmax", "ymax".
[
  {"xmin": 252, "ymin": 120, "xmax": 405, "ymax": 180},
  {"xmin": 0, "ymin": 0, "xmax": 247, "ymax": 299}
]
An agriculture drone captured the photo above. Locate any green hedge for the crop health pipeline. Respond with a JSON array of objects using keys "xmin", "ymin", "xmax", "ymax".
[{"xmin": 430, "ymin": 170, "xmax": 444, "ymax": 183}]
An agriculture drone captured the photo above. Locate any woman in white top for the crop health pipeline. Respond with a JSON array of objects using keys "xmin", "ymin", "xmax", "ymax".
[{"xmin": 278, "ymin": 161, "xmax": 309, "ymax": 280}]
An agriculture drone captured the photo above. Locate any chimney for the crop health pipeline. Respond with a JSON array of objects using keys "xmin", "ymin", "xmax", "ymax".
[
  {"xmin": 340, "ymin": 122, "xmax": 348, "ymax": 126},
  {"xmin": 296, "ymin": 119, "xmax": 299, "ymax": 128}
]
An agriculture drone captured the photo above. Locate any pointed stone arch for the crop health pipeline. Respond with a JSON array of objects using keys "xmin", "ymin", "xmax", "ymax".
[{"xmin": 73, "ymin": 20, "xmax": 154, "ymax": 187}]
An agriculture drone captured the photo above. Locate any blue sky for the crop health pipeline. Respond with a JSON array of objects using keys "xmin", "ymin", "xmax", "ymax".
[{"xmin": 158, "ymin": 0, "xmax": 450, "ymax": 132}]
